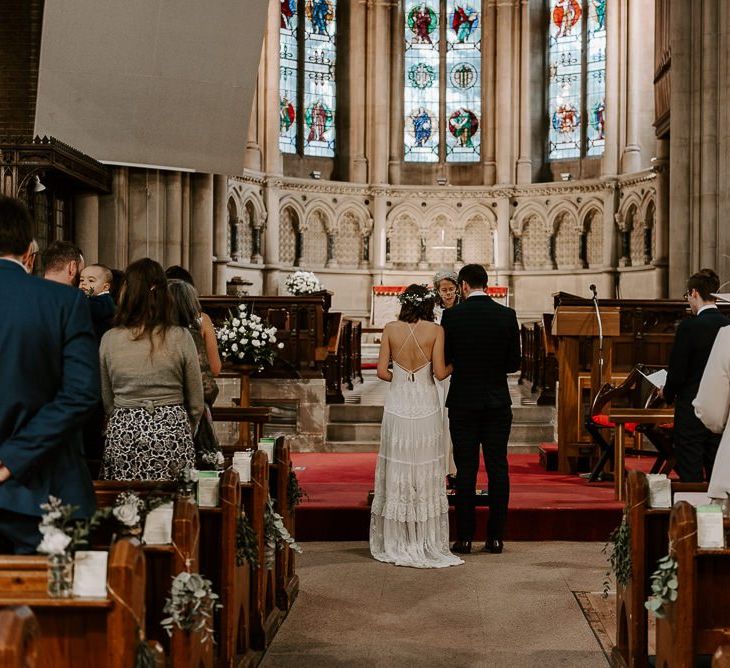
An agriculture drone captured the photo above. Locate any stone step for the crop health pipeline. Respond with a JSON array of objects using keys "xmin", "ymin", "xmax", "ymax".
[
  {"xmin": 326, "ymin": 420, "xmax": 554, "ymax": 444},
  {"xmin": 323, "ymin": 441, "xmax": 541, "ymax": 453}
]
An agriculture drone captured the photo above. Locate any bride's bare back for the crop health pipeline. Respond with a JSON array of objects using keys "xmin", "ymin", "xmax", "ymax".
[{"xmin": 377, "ymin": 319, "xmax": 451, "ymax": 381}]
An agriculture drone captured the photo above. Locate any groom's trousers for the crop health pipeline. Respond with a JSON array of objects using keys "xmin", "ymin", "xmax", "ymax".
[{"xmin": 449, "ymin": 406, "xmax": 512, "ymax": 541}]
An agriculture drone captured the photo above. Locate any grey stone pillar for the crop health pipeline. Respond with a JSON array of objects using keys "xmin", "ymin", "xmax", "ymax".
[
  {"xmin": 212, "ymin": 174, "xmax": 229, "ymax": 294},
  {"xmin": 263, "ymin": 182, "xmax": 280, "ymax": 295},
  {"xmin": 164, "ymin": 171, "xmax": 183, "ymax": 267},
  {"xmin": 602, "ymin": 0, "xmax": 620, "ymax": 176},
  {"xmin": 190, "ymin": 173, "xmax": 214, "ymax": 294},
  {"xmin": 74, "ymin": 192, "xmax": 99, "ymax": 264},
  {"xmin": 495, "ymin": 0, "xmax": 514, "ymax": 184},
  {"xmin": 516, "ymin": 0, "xmax": 532, "ymax": 184}
]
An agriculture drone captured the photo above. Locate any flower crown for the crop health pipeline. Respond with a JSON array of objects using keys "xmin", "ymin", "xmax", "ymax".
[{"xmin": 398, "ymin": 287, "xmax": 437, "ymax": 306}]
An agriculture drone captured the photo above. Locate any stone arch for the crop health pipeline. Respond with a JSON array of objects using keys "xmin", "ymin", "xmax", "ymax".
[
  {"xmin": 643, "ymin": 199, "xmax": 656, "ymax": 265},
  {"xmin": 426, "ymin": 213, "xmax": 458, "ymax": 266},
  {"xmin": 462, "ymin": 213, "xmax": 494, "ymax": 266},
  {"xmin": 227, "ymin": 197, "xmax": 239, "ymax": 261},
  {"xmin": 279, "ymin": 206, "xmax": 300, "ymax": 266},
  {"xmin": 239, "ymin": 200, "xmax": 255, "ymax": 261},
  {"xmin": 459, "ymin": 203, "xmax": 497, "ymax": 231},
  {"xmin": 553, "ymin": 209, "xmax": 581, "ymax": 270},
  {"xmin": 510, "ymin": 201, "xmax": 547, "ymax": 237},
  {"xmin": 388, "ymin": 212, "xmax": 421, "ymax": 267},
  {"xmin": 335, "ymin": 211, "xmax": 363, "ymax": 267},
  {"xmin": 304, "ymin": 202, "xmax": 336, "ymax": 233},
  {"xmin": 303, "ymin": 208, "xmax": 328, "ymax": 266},
  {"xmin": 627, "ymin": 203, "xmax": 646, "ymax": 266},
  {"xmin": 522, "ymin": 215, "xmax": 554, "ymax": 270},
  {"xmin": 582, "ymin": 208, "xmax": 603, "ymax": 268},
  {"xmin": 336, "ymin": 200, "xmax": 372, "ymax": 234},
  {"xmin": 387, "ymin": 202, "xmax": 425, "ymax": 232}
]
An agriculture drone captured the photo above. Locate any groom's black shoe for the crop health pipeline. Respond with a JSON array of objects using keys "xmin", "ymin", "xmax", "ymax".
[
  {"xmin": 482, "ymin": 539, "xmax": 504, "ymax": 554},
  {"xmin": 452, "ymin": 540, "xmax": 472, "ymax": 554}
]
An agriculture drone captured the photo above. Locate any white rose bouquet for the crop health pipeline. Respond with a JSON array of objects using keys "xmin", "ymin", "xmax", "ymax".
[
  {"xmin": 285, "ymin": 270, "xmax": 322, "ymax": 295},
  {"xmin": 112, "ymin": 491, "xmax": 144, "ymax": 534},
  {"xmin": 216, "ymin": 305, "xmax": 284, "ymax": 371},
  {"xmin": 37, "ymin": 495, "xmax": 110, "ymax": 555}
]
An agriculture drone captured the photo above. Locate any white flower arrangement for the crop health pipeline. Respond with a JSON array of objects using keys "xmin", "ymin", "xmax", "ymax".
[
  {"xmin": 38, "ymin": 495, "xmax": 109, "ymax": 555},
  {"xmin": 398, "ymin": 286, "xmax": 437, "ymax": 306},
  {"xmin": 216, "ymin": 305, "xmax": 284, "ymax": 371},
  {"xmin": 285, "ymin": 270, "xmax": 322, "ymax": 296},
  {"xmin": 161, "ymin": 572, "xmax": 220, "ymax": 644},
  {"xmin": 113, "ymin": 491, "xmax": 143, "ymax": 529}
]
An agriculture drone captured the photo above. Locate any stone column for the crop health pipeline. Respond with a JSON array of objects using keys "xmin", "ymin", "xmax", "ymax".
[
  {"xmin": 263, "ymin": 181, "xmax": 280, "ymax": 295},
  {"xmin": 164, "ymin": 171, "xmax": 183, "ymax": 267},
  {"xmin": 516, "ymin": 0, "xmax": 531, "ymax": 184},
  {"xmin": 367, "ymin": 0, "xmax": 390, "ymax": 184},
  {"xmin": 325, "ymin": 229, "xmax": 338, "ymax": 268},
  {"xmin": 495, "ymin": 197, "xmax": 511, "ymax": 272},
  {"xmin": 190, "ymin": 173, "xmax": 214, "ymax": 294},
  {"xmin": 494, "ymin": 1, "xmax": 515, "ymax": 184},
  {"xmin": 244, "ymin": 65, "xmax": 263, "ymax": 171},
  {"xmin": 482, "ymin": 1, "xmax": 497, "ymax": 184},
  {"xmin": 74, "ymin": 192, "xmax": 99, "ymax": 264},
  {"xmin": 263, "ymin": 0, "xmax": 282, "ymax": 176},
  {"xmin": 602, "ymin": 182, "xmax": 618, "ymax": 270},
  {"xmin": 652, "ymin": 139, "xmax": 669, "ymax": 297},
  {"xmin": 621, "ymin": 0, "xmax": 642, "ymax": 173},
  {"xmin": 602, "ymin": 0, "xmax": 620, "ymax": 176},
  {"xmin": 212, "ymin": 174, "xmax": 229, "ymax": 294},
  {"xmin": 372, "ymin": 191, "xmax": 388, "ymax": 275},
  {"xmin": 388, "ymin": 0, "xmax": 403, "ymax": 184},
  {"xmin": 348, "ymin": 0, "xmax": 368, "ymax": 183},
  {"xmin": 98, "ymin": 166, "xmax": 129, "ymax": 270}
]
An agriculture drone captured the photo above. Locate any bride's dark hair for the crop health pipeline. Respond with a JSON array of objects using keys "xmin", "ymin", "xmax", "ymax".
[{"xmin": 397, "ymin": 284, "xmax": 436, "ymax": 323}]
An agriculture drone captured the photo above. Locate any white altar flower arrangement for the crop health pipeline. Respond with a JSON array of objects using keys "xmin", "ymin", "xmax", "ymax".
[
  {"xmin": 285, "ymin": 270, "xmax": 322, "ymax": 295},
  {"xmin": 161, "ymin": 571, "xmax": 220, "ymax": 644},
  {"xmin": 263, "ymin": 496, "xmax": 302, "ymax": 570},
  {"xmin": 216, "ymin": 305, "xmax": 284, "ymax": 371}
]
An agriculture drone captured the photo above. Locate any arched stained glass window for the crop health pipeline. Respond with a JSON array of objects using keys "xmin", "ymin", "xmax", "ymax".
[
  {"xmin": 279, "ymin": 0, "xmax": 337, "ymax": 157},
  {"xmin": 404, "ymin": 1, "xmax": 481, "ymax": 163},
  {"xmin": 547, "ymin": 0, "xmax": 606, "ymax": 161}
]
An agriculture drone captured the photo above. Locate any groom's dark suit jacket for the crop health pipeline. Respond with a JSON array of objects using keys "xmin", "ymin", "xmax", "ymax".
[
  {"xmin": 0, "ymin": 259, "xmax": 98, "ymax": 518},
  {"xmin": 441, "ymin": 295, "xmax": 522, "ymax": 409}
]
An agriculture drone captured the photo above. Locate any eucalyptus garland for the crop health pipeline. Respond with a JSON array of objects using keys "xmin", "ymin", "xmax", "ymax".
[
  {"xmin": 161, "ymin": 572, "xmax": 220, "ymax": 644},
  {"xmin": 263, "ymin": 496, "xmax": 302, "ymax": 570},
  {"xmin": 287, "ymin": 468, "xmax": 306, "ymax": 511},
  {"xmin": 602, "ymin": 515, "xmax": 632, "ymax": 598},
  {"xmin": 236, "ymin": 511, "xmax": 259, "ymax": 569},
  {"xmin": 644, "ymin": 553, "xmax": 678, "ymax": 618}
]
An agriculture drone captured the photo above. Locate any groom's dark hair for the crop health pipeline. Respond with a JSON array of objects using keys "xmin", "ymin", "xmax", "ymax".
[{"xmin": 457, "ymin": 264, "xmax": 488, "ymax": 289}]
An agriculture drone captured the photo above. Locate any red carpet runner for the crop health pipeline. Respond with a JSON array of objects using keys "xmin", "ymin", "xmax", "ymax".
[{"xmin": 291, "ymin": 452, "xmax": 652, "ymax": 542}]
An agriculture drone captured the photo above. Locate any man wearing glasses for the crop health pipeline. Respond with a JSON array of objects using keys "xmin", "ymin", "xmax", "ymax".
[{"xmin": 659, "ymin": 269, "xmax": 729, "ymax": 481}]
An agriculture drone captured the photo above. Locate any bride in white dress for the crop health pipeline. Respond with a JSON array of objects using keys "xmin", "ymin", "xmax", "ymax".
[{"xmin": 370, "ymin": 284, "xmax": 464, "ymax": 569}]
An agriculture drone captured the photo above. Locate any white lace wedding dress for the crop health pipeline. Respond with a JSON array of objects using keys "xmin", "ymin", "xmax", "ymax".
[{"xmin": 369, "ymin": 325, "xmax": 464, "ymax": 569}]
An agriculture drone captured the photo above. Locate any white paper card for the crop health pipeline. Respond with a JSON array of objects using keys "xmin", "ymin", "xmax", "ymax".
[
  {"xmin": 258, "ymin": 442, "xmax": 274, "ymax": 462},
  {"xmin": 73, "ymin": 550, "xmax": 108, "ymax": 598},
  {"xmin": 639, "ymin": 369, "xmax": 668, "ymax": 388},
  {"xmin": 697, "ymin": 505, "xmax": 725, "ymax": 548},
  {"xmin": 673, "ymin": 492, "xmax": 713, "ymax": 507},
  {"xmin": 647, "ymin": 474, "xmax": 672, "ymax": 508},
  {"xmin": 142, "ymin": 502, "xmax": 174, "ymax": 544},
  {"xmin": 232, "ymin": 452, "xmax": 252, "ymax": 483},
  {"xmin": 197, "ymin": 472, "xmax": 221, "ymax": 507}
]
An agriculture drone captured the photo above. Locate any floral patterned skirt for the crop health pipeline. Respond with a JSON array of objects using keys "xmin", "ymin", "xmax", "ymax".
[{"xmin": 102, "ymin": 405, "xmax": 195, "ymax": 481}]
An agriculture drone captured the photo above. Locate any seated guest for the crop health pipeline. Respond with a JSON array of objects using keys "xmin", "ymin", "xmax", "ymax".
[
  {"xmin": 43, "ymin": 240, "xmax": 84, "ymax": 287},
  {"xmin": 100, "ymin": 258, "xmax": 204, "ymax": 481},
  {"xmin": 0, "ymin": 197, "xmax": 98, "ymax": 553},
  {"xmin": 660, "ymin": 269, "xmax": 729, "ymax": 481},
  {"xmin": 80, "ymin": 263, "xmax": 116, "ymax": 342},
  {"xmin": 693, "ymin": 325, "xmax": 730, "ymax": 499},
  {"xmin": 165, "ymin": 265, "xmax": 222, "ymax": 376}
]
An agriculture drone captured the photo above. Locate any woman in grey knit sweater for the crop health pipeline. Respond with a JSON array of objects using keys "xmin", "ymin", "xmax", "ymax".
[{"xmin": 99, "ymin": 258, "xmax": 204, "ymax": 480}]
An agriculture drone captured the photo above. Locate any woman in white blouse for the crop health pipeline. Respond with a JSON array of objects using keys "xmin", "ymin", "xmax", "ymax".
[{"xmin": 693, "ymin": 325, "xmax": 730, "ymax": 499}]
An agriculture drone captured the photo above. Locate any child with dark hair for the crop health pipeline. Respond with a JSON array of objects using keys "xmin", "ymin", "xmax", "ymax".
[{"xmin": 80, "ymin": 264, "xmax": 116, "ymax": 342}]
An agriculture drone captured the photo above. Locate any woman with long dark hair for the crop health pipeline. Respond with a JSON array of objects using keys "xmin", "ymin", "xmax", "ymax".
[
  {"xmin": 370, "ymin": 284, "xmax": 463, "ymax": 569},
  {"xmin": 99, "ymin": 258, "xmax": 204, "ymax": 480}
]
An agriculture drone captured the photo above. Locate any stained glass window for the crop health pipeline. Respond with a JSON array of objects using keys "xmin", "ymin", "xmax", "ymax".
[
  {"xmin": 303, "ymin": 0, "xmax": 336, "ymax": 157},
  {"xmin": 279, "ymin": 0, "xmax": 298, "ymax": 154},
  {"xmin": 404, "ymin": 0, "xmax": 481, "ymax": 163},
  {"xmin": 404, "ymin": 0, "xmax": 440, "ymax": 162},
  {"xmin": 586, "ymin": 0, "xmax": 606, "ymax": 157},
  {"xmin": 547, "ymin": 0, "xmax": 606, "ymax": 161},
  {"xmin": 279, "ymin": 0, "xmax": 337, "ymax": 157},
  {"xmin": 445, "ymin": 1, "xmax": 481, "ymax": 162}
]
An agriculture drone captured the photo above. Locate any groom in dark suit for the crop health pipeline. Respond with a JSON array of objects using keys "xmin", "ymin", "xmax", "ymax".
[
  {"xmin": 441, "ymin": 264, "xmax": 521, "ymax": 554},
  {"xmin": 0, "ymin": 196, "xmax": 99, "ymax": 553}
]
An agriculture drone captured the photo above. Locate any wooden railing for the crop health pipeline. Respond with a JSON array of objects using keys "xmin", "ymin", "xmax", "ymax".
[{"xmin": 518, "ymin": 316, "xmax": 557, "ymax": 406}]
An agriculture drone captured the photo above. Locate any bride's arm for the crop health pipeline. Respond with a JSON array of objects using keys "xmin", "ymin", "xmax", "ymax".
[
  {"xmin": 376, "ymin": 326, "xmax": 393, "ymax": 382},
  {"xmin": 432, "ymin": 326, "xmax": 453, "ymax": 381}
]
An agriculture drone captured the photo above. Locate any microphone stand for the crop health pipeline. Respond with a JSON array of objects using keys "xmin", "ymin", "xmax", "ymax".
[{"xmin": 590, "ymin": 285, "xmax": 604, "ymax": 387}]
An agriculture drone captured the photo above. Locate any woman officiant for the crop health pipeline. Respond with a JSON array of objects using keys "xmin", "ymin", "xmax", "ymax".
[{"xmin": 434, "ymin": 270, "xmax": 460, "ymax": 489}]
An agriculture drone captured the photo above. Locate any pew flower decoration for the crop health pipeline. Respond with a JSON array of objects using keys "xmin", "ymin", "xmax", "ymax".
[
  {"xmin": 216, "ymin": 305, "xmax": 283, "ymax": 371},
  {"xmin": 644, "ymin": 553, "xmax": 678, "ymax": 618},
  {"xmin": 285, "ymin": 270, "xmax": 322, "ymax": 296},
  {"xmin": 37, "ymin": 495, "xmax": 110, "ymax": 555},
  {"xmin": 161, "ymin": 572, "xmax": 220, "ymax": 643},
  {"xmin": 263, "ymin": 496, "xmax": 302, "ymax": 570},
  {"xmin": 602, "ymin": 514, "xmax": 631, "ymax": 598},
  {"xmin": 236, "ymin": 511, "xmax": 259, "ymax": 569},
  {"xmin": 113, "ymin": 492, "xmax": 144, "ymax": 535}
]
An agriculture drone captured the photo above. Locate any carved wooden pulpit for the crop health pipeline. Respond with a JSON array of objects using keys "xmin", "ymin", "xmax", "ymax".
[{"xmin": 552, "ymin": 297, "xmax": 621, "ymax": 474}]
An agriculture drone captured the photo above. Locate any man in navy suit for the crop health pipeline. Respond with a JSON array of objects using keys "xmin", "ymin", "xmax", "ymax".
[{"xmin": 0, "ymin": 196, "xmax": 98, "ymax": 553}]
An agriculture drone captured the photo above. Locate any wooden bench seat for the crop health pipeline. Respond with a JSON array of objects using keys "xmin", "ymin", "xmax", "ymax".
[{"xmin": 0, "ymin": 606, "xmax": 39, "ymax": 668}]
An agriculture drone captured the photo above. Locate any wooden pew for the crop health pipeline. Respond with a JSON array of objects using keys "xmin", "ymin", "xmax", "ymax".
[
  {"xmin": 210, "ymin": 406, "xmax": 270, "ymax": 455},
  {"xmin": 244, "ymin": 450, "xmax": 284, "ymax": 649},
  {"xmin": 198, "ymin": 468, "xmax": 258, "ymax": 668},
  {"xmin": 0, "ymin": 538, "xmax": 162, "ymax": 668},
  {"xmin": 0, "ymin": 606, "xmax": 39, "ymax": 667},
  {"xmin": 655, "ymin": 502, "xmax": 730, "ymax": 667},
  {"xmin": 613, "ymin": 471, "xmax": 707, "ymax": 668},
  {"xmin": 93, "ymin": 485, "xmax": 212, "ymax": 668},
  {"xmin": 269, "ymin": 436, "xmax": 299, "ymax": 613}
]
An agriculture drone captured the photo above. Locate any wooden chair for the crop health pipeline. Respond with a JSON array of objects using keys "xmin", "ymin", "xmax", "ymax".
[
  {"xmin": 0, "ymin": 606, "xmax": 40, "ymax": 667},
  {"xmin": 613, "ymin": 471, "xmax": 708, "ymax": 668},
  {"xmin": 269, "ymin": 436, "xmax": 299, "ymax": 613},
  {"xmin": 0, "ymin": 538, "xmax": 163, "ymax": 668},
  {"xmin": 93, "ymin": 485, "xmax": 212, "ymax": 668},
  {"xmin": 655, "ymin": 502, "xmax": 730, "ymax": 667}
]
